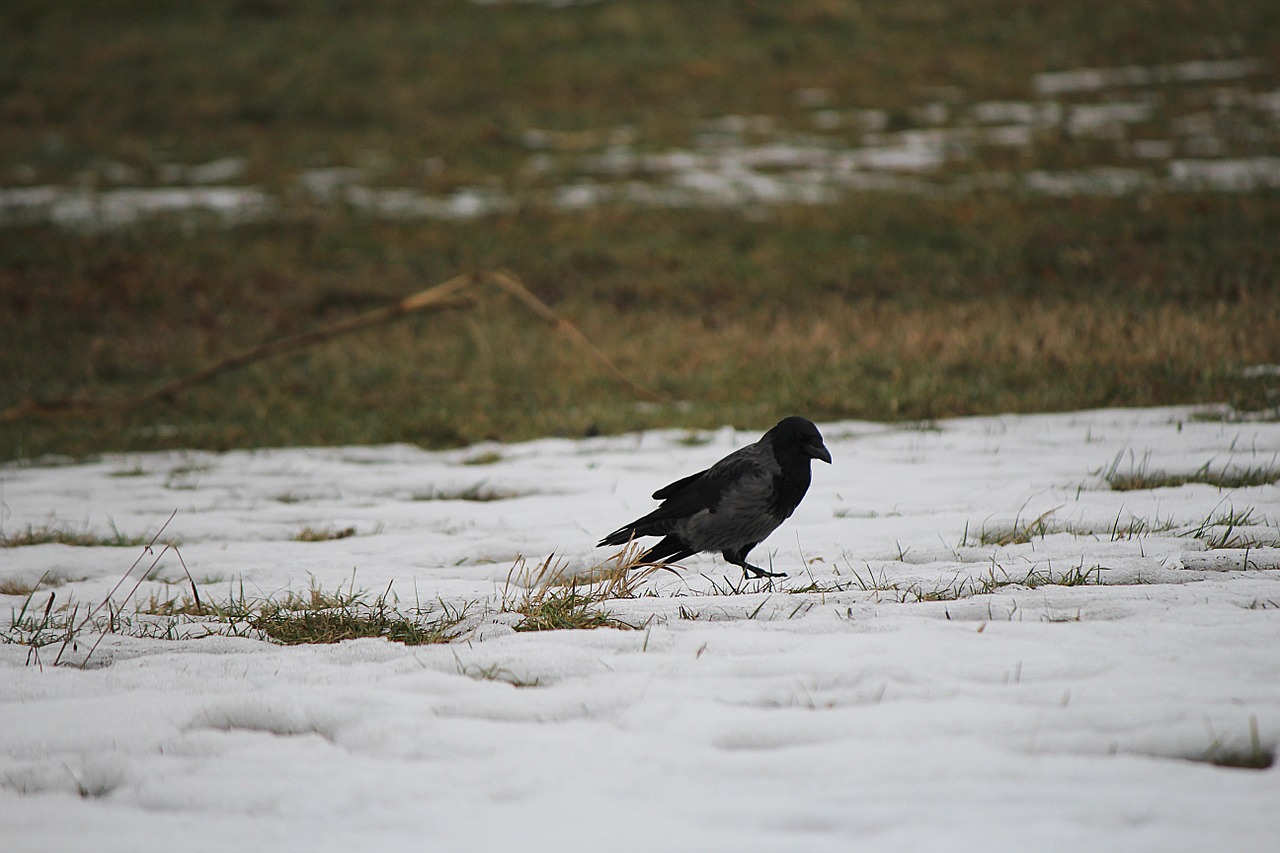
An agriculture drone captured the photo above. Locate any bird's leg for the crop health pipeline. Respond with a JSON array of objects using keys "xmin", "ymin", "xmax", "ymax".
[
  {"xmin": 742, "ymin": 562, "xmax": 786, "ymax": 579},
  {"xmin": 724, "ymin": 547, "xmax": 787, "ymax": 579}
]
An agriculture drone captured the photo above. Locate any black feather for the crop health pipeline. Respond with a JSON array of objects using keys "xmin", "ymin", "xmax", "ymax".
[{"xmin": 598, "ymin": 416, "xmax": 831, "ymax": 578}]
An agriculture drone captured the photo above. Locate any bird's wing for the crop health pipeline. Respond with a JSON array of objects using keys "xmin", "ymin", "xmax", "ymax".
[
  {"xmin": 598, "ymin": 440, "xmax": 779, "ymax": 547},
  {"xmin": 603, "ymin": 446, "xmax": 762, "ymax": 537},
  {"xmin": 652, "ymin": 468, "xmax": 707, "ymax": 500},
  {"xmin": 654, "ymin": 444, "xmax": 771, "ymax": 517},
  {"xmin": 675, "ymin": 446, "xmax": 788, "ymax": 549}
]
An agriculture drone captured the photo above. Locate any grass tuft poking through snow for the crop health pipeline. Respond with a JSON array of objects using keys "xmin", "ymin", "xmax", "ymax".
[
  {"xmin": 1103, "ymin": 451, "xmax": 1280, "ymax": 491},
  {"xmin": 292, "ymin": 525, "xmax": 358, "ymax": 542},
  {"xmin": 0, "ymin": 523, "xmax": 149, "ymax": 548},
  {"xmin": 1187, "ymin": 505, "xmax": 1277, "ymax": 549},
  {"xmin": 785, "ymin": 559, "xmax": 1107, "ymax": 602},
  {"xmin": 246, "ymin": 590, "xmax": 469, "ymax": 646},
  {"xmin": 134, "ymin": 571, "xmax": 479, "ymax": 646},
  {"xmin": 972, "ymin": 507, "xmax": 1059, "ymax": 547},
  {"xmin": 2, "ymin": 546, "xmax": 665, "ymax": 659},
  {"xmin": 411, "ymin": 482, "xmax": 520, "ymax": 502},
  {"xmin": 0, "ymin": 577, "xmax": 45, "ymax": 596},
  {"xmin": 500, "ymin": 549, "xmax": 661, "ymax": 632},
  {"xmin": 1193, "ymin": 717, "xmax": 1276, "ymax": 771}
]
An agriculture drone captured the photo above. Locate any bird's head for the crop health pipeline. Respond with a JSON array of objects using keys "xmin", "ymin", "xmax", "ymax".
[{"xmin": 771, "ymin": 416, "xmax": 832, "ymax": 464}]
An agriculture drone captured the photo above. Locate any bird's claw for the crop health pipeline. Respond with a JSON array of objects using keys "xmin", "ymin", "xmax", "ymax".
[{"xmin": 743, "ymin": 566, "xmax": 787, "ymax": 579}]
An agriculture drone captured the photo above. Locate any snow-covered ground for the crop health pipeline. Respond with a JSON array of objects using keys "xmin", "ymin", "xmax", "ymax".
[{"xmin": 2, "ymin": 407, "xmax": 1279, "ymax": 851}]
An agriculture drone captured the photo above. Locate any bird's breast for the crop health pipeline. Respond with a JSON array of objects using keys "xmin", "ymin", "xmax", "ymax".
[{"xmin": 768, "ymin": 468, "xmax": 811, "ymax": 519}]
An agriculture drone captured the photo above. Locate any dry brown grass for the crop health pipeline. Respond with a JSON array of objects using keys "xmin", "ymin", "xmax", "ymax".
[
  {"xmin": 501, "ymin": 546, "xmax": 668, "ymax": 632},
  {"xmin": 2, "ymin": 0, "xmax": 1277, "ymax": 458}
]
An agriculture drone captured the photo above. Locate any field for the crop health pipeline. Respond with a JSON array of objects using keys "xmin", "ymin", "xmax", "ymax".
[
  {"xmin": 2, "ymin": 4, "xmax": 1280, "ymax": 848},
  {"xmin": 2, "ymin": 0, "xmax": 1279, "ymax": 460}
]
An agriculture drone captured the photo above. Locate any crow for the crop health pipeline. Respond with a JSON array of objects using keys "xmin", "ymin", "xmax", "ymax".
[{"xmin": 598, "ymin": 416, "xmax": 832, "ymax": 578}]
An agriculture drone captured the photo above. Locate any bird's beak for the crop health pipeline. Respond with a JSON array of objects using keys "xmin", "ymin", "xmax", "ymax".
[{"xmin": 807, "ymin": 441, "xmax": 833, "ymax": 464}]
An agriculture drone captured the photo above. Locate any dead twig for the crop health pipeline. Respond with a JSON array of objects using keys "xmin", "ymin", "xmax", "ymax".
[
  {"xmin": 1, "ymin": 273, "xmax": 477, "ymax": 422},
  {"xmin": 139, "ymin": 273, "xmax": 479, "ymax": 407},
  {"xmin": 1, "ymin": 269, "xmax": 663, "ymax": 421},
  {"xmin": 487, "ymin": 270, "xmax": 664, "ymax": 403},
  {"xmin": 2, "ymin": 270, "xmax": 478, "ymax": 420}
]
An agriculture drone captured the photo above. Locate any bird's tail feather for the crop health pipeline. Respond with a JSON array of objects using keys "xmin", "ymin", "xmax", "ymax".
[
  {"xmin": 637, "ymin": 535, "xmax": 695, "ymax": 566},
  {"xmin": 598, "ymin": 526, "xmax": 637, "ymax": 548},
  {"xmin": 598, "ymin": 529, "xmax": 694, "ymax": 567}
]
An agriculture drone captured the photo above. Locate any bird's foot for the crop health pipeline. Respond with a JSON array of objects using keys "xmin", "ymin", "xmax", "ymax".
[{"xmin": 742, "ymin": 564, "xmax": 787, "ymax": 579}]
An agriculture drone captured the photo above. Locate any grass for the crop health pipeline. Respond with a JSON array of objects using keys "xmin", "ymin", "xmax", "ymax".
[
  {"xmin": 970, "ymin": 507, "xmax": 1059, "ymax": 547},
  {"xmin": 960, "ymin": 505, "xmax": 1180, "ymax": 547},
  {"xmin": 4, "ymin": 198, "xmax": 1278, "ymax": 461},
  {"xmin": 782, "ymin": 557, "xmax": 1105, "ymax": 602},
  {"xmin": 952, "ymin": 499, "xmax": 1277, "ymax": 550},
  {"xmin": 499, "ymin": 550, "xmax": 657, "ymax": 632},
  {"xmin": 452, "ymin": 650, "xmax": 542, "ymax": 688},
  {"xmin": 412, "ymin": 482, "xmax": 518, "ymax": 502},
  {"xmin": 456, "ymin": 663, "xmax": 541, "ymax": 688},
  {"xmin": 1096, "ymin": 513, "xmax": 1180, "ymax": 542},
  {"xmin": 462, "ymin": 452, "xmax": 505, "ymax": 467},
  {"xmin": 8, "ymin": 578, "xmax": 475, "ymax": 652},
  {"xmin": 1187, "ymin": 505, "xmax": 1274, "ymax": 549},
  {"xmin": 1, "ymin": 536, "xmax": 650, "ymax": 665},
  {"xmin": 3, "ymin": 1, "xmax": 1276, "ymax": 182},
  {"xmin": 292, "ymin": 525, "xmax": 357, "ymax": 542},
  {"xmin": 1, "ymin": 1, "xmax": 1278, "ymax": 461},
  {"xmin": 909, "ymin": 561, "xmax": 1104, "ymax": 602},
  {"xmin": 0, "ymin": 578, "xmax": 43, "ymax": 596},
  {"xmin": 0, "ymin": 523, "xmax": 149, "ymax": 548},
  {"xmin": 247, "ymin": 593, "xmax": 466, "ymax": 646},
  {"xmin": 511, "ymin": 588, "xmax": 630, "ymax": 632},
  {"xmin": 1193, "ymin": 717, "xmax": 1275, "ymax": 771},
  {"xmin": 3, "ymin": 588, "xmax": 69, "ymax": 664},
  {"xmin": 11, "ymin": 570, "xmax": 477, "ymax": 655},
  {"xmin": 1104, "ymin": 452, "xmax": 1280, "ymax": 491},
  {"xmin": 1, "ymin": 512, "xmax": 185, "ymax": 665}
]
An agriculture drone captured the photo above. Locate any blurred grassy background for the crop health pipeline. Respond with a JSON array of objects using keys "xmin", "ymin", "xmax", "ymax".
[{"xmin": 2, "ymin": 0, "xmax": 1278, "ymax": 460}]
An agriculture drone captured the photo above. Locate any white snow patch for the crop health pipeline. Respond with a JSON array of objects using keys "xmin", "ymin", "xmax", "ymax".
[
  {"xmin": 0, "ymin": 185, "xmax": 272, "ymax": 228},
  {"xmin": 971, "ymin": 101, "xmax": 1064, "ymax": 126},
  {"xmin": 2, "ymin": 407, "xmax": 1280, "ymax": 848},
  {"xmin": 342, "ymin": 185, "xmax": 513, "ymax": 220},
  {"xmin": 1168, "ymin": 157, "xmax": 1280, "ymax": 191},
  {"xmin": 1066, "ymin": 101, "xmax": 1154, "ymax": 135},
  {"xmin": 1035, "ymin": 58, "xmax": 1266, "ymax": 94},
  {"xmin": 1023, "ymin": 167, "xmax": 1153, "ymax": 195}
]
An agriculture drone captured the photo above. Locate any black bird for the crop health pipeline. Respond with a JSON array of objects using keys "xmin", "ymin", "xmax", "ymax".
[{"xmin": 599, "ymin": 416, "xmax": 832, "ymax": 578}]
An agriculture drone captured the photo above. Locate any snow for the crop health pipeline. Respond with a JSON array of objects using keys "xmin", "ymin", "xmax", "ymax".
[
  {"xmin": 1065, "ymin": 101, "xmax": 1154, "ymax": 136},
  {"xmin": 1022, "ymin": 167, "xmax": 1154, "ymax": 196},
  {"xmin": 1034, "ymin": 58, "xmax": 1266, "ymax": 95},
  {"xmin": 0, "ymin": 186, "xmax": 273, "ymax": 229},
  {"xmin": 1168, "ymin": 157, "xmax": 1280, "ymax": 191},
  {"xmin": 2, "ymin": 407, "xmax": 1280, "ymax": 851}
]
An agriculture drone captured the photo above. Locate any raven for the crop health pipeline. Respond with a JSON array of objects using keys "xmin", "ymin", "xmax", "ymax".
[{"xmin": 599, "ymin": 416, "xmax": 832, "ymax": 578}]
